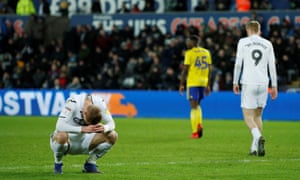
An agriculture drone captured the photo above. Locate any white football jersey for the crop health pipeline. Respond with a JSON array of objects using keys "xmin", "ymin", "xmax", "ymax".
[
  {"xmin": 54, "ymin": 94, "xmax": 115, "ymax": 133},
  {"xmin": 233, "ymin": 34, "xmax": 277, "ymax": 87}
]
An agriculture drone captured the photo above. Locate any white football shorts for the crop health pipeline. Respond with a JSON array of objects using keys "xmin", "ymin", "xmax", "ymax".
[
  {"xmin": 50, "ymin": 132, "xmax": 96, "ymax": 155},
  {"xmin": 241, "ymin": 84, "xmax": 268, "ymax": 109}
]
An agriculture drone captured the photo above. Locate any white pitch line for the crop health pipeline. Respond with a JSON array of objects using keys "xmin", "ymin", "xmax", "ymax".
[{"xmin": 0, "ymin": 158, "xmax": 300, "ymax": 171}]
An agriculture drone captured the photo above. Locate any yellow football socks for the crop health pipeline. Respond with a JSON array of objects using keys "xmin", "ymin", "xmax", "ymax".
[
  {"xmin": 197, "ymin": 105, "xmax": 203, "ymax": 125},
  {"xmin": 190, "ymin": 106, "xmax": 203, "ymax": 133},
  {"xmin": 190, "ymin": 108, "xmax": 197, "ymax": 133}
]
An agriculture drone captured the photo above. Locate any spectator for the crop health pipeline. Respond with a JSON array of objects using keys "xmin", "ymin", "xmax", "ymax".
[
  {"xmin": 0, "ymin": 12, "xmax": 299, "ymax": 91},
  {"xmin": 250, "ymin": 11, "xmax": 264, "ymax": 25},
  {"xmin": 236, "ymin": 0, "xmax": 251, "ymax": 12},
  {"xmin": 59, "ymin": 0, "xmax": 69, "ymax": 17},
  {"xmin": 16, "ymin": 0, "xmax": 36, "ymax": 15},
  {"xmin": 24, "ymin": 15, "xmax": 46, "ymax": 49},
  {"xmin": 73, "ymin": 59, "xmax": 88, "ymax": 79},
  {"xmin": 215, "ymin": 0, "xmax": 231, "ymax": 11},
  {"xmin": 211, "ymin": 72, "xmax": 221, "ymax": 92},
  {"xmin": 0, "ymin": 52, "xmax": 13, "ymax": 73},
  {"xmin": 122, "ymin": 57, "xmax": 137, "ymax": 89},
  {"xmin": 222, "ymin": 72, "xmax": 233, "ymax": 90},
  {"xmin": 131, "ymin": 3, "xmax": 141, "ymax": 13},
  {"xmin": 63, "ymin": 25, "xmax": 81, "ymax": 54},
  {"xmin": 251, "ymin": 0, "xmax": 261, "ymax": 10},
  {"xmin": 251, "ymin": 0, "xmax": 272, "ymax": 10},
  {"xmin": 38, "ymin": 0, "xmax": 50, "ymax": 16},
  {"xmin": 7, "ymin": 0, "xmax": 18, "ymax": 13},
  {"xmin": 51, "ymin": 46, "xmax": 65, "ymax": 64},
  {"xmin": 146, "ymin": 56, "xmax": 162, "ymax": 90},
  {"xmin": 194, "ymin": 0, "xmax": 209, "ymax": 11},
  {"xmin": 294, "ymin": 37, "xmax": 300, "ymax": 70},
  {"xmin": 77, "ymin": 43, "xmax": 91, "ymax": 63},
  {"xmin": 280, "ymin": 17, "xmax": 293, "ymax": 37},
  {"xmin": 117, "ymin": 2, "xmax": 130, "ymax": 13},
  {"xmin": 67, "ymin": 76, "xmax": 82, "ymax": 89},
  {"xmin": 48, "ymin": 61, "xmax": 60, "ymax": 84},
  {"xmin": 143, "ymin": 0, "xmax": 155, "ymax": 12},
  {"xmin": 261, "ymin": 0, "xmax": 272, "ymax": 10},
  {"xmin": 167, "ymin": 0, "xmax": 187, "ymax": 11},
  {"xmin": 92, "ymin": 73, "xmax": 106, "ymax": 89},
  {"xmin": 59, "ymin": 65, "xmax": 68, "ymax": 88},
  {"xmin": 1, "ymin": 71, "xmax": 13, "ymax": 88},
  {"xmin": 66, "ymin": 50, "xmax": 77, "ymax": 74},
  {"xmin": 51, "ymin": 78, "xmax": 63, "ymax": 90},
  {"xmin": 1, "ymin": 19, "xmax": 15, "ymax": 46},
  {"xmin": 20, "ymin": 63, "xmax": 34, "ymax": 88},
  {"xmin": 92, "ymin": 46, "xmax": 106, "ymax": 69},
  {"xmin": 0, "ymin": 3, "xmax": 8, "ymax": 14},
  {"xmin": 290, "ymin": 0, "xmax": 300, "ymax": 9},
  {"xmin": 95, "ymin": 29, "xmax": 112, "ymax": 54},
  {"xmin": 124, "ymin": 57, "xmax": 137, "ymax": 77},
  {"xmin": 161, "ymin": 67, "xmax": 178, "ymax": 90},
  {"xmin": 36, "ymin": 45, "xmax": 51, "ymax": 64},
  {"xmin": 91, "ymin": 0, "xmax": 102, "ymax": 13}
]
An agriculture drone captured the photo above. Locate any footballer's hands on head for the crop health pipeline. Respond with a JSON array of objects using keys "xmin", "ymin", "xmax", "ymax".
[
  {"xmin": 233, "ymin": 84, "xmax": 240, "ymax": 94},
  {"xmin": 95, "ymin": 124, "xmax": 105, "ymax": 133},
  {"xmin": 82, "ymin": 124, "xmax": 104, "ymax": 133}
]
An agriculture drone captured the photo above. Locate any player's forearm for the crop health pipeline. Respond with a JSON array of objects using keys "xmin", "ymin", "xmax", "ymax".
[
  {"xmin": 269, "ymin": 64, "xmax": 277, "ymax": 87},
  {"xmin": 207, "ymin": 65, "xmax": 212, "ymax": 88},
  {"xmin": 179, "ymin": 69, "xmax": 187, "ymax": 87},
  {"xmin": 233, "ymin": 63, "xmax": 242, "ymax": 85},
  {"xmin": 102, "ymin": 116, "xmax": 115, "ymax": 133},
  {"xmin": 56, "ymin": 120, "xmax": 81, "ymax": 133}
]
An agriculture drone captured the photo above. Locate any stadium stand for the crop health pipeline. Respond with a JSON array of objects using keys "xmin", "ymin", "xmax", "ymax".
[{"xmin": 0, "ymin": 0, "xmax": 299, "ymax": 91}]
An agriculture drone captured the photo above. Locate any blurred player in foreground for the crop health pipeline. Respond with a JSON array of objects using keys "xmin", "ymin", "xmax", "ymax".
[
  {"xmin": 233, "ymin": 20, "xmax": 278, "ymax": 156},
  {"xmin": 179, "ymin": 35, "xmax": 212, "ymax": 139},
  {"xmin": 50, "ymin": 94, "xmax": 118, "ymax": 174}
]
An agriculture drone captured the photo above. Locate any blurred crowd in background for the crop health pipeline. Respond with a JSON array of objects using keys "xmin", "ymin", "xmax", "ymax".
[
  {"xmin": 0, "ymin": 0, "xmax": 300, "ymax": 15},
  {"xmin": 0, "ymin": 0, "xmax": 300, "ymax": 91}
]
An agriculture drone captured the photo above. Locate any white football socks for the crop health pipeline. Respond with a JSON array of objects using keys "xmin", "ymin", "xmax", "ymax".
[
  {"xmin": 52, "ymin": 142, "xmax": 68, "ymax": 164},
  {"xmin": 251, "ymin": 127, "xmax": 262, "ymax": 139},
  {"xmin": 251, "ymin": 127, "xmax": 262, "ymax": 152},
  {"xmin": 87, "ymin": 142, "xmax": 112, "ymax": 164}
]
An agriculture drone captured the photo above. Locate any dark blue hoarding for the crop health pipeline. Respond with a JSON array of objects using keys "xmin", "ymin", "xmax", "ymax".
[{"xmin": 0, "ymin": 90, "xmax": 299, "ymax": 121}]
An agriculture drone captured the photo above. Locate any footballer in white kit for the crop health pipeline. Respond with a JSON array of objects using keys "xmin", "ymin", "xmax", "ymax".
[
  {"xmin": 233, "ymin": 20, "xmax": 278, "ymax": 157},
  {"xmin": 50, "ymin": 94, "xmax": 118, "ymax": 174}
]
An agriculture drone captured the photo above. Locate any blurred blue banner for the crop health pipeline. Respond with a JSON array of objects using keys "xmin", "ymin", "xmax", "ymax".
[{"xmin": 0, "ymin": 90, "xmax": 299, "ymax": 121}]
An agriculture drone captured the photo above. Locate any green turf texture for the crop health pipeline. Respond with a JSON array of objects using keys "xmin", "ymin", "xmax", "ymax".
[{"xmin": 0, "ymin": 116, "xmax": 299, "ymax": 180}]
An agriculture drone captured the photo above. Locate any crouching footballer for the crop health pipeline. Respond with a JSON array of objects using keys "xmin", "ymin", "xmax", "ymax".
[{"xmin": 50, "ymin": 94, "xmax": 118, "ymax": 174}]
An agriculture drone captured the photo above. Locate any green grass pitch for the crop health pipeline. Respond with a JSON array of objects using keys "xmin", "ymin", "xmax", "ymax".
[{"xmin": 0, "ymin": 116, "xmax": 299, "ymax": 180}]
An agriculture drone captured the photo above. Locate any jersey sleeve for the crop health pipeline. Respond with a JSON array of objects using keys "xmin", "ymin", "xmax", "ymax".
[
  {"xmin": 101, "ymin": 109, "xmax": 115, "ymax": 133},
  {"xmin": 55, "ymin": 97, "xmax": 81, "ymax": 133},
  {"xmin": 268, "ymin": 43, "xmax": 278, "ymax": 87},
  {"xmin": 233, "ymin": 40, "xmax": 243, "ymax": 85},
  {"xmin": 184, "ymin": 50, "xmax": 191, "ymax": 65}
]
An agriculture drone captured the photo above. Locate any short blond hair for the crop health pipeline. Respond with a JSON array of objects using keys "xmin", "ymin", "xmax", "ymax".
[
  {"xmin": 86, "ymin": 104, "xmax": 102, "ymax": 125},
  {"xmin": 246, "ymin": 20, "xmax": 260, "ymax": 33}
]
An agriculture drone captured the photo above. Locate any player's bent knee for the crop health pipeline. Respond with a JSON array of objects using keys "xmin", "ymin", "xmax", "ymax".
[
  {"xmin": 107, "ymin": 130, "xmax": 118, "ymax": 145},
  {"xmin": 53, "ymin": 132, "xmax": 69, "ymax": 144}
]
